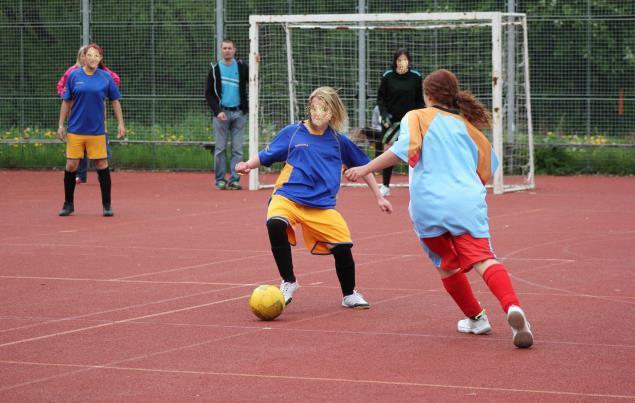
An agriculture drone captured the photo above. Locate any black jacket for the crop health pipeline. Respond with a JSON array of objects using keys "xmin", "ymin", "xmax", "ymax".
[
  {"xmin": 205, "ymin": 59, "xmax": 249, "ymax": 116},
  {"xmin": 377, "ymin": 68, "xmax": 424, "ymax": 123}
]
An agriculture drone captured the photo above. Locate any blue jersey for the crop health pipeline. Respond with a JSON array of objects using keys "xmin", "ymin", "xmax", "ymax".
[
  {"xmin": 390, "ymin": 107, "xmax": 499, "ymax": 238},
  {"xmin": 259, "ymin": 122, "xmax": 370, "ymax": 209},
  {"xmin": 63, "ymin": 68, "xmax": 121, "ymax": 135}
]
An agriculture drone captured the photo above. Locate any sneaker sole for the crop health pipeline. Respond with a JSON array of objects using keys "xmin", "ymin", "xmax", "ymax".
[
  {"xmin": 508, "ymin": 309, "xmax": 534, "ymax": 348},
  {"xmin": 457, "ymin": 324, "xmax": 492, "ymax": 335},
  {"xmin": 342, "ymin": 303, "xmax": 370, "ymax": 309}
]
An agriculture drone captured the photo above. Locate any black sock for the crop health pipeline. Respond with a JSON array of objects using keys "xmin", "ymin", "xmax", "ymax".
[
  {"xmin": 267, "ymin": 219, "xmax": 295, "ymax": 282},
  {"xmin": 97, "ymin": 167, "xmax": 111, "ymax": 207},
  {"xmin": 64, "ymin": 170, "xmax": 76, "ymax": 204},
  {"xmin": 332, "ymin": 244, "xmax": 355, "ymax": 296},
  {"xmin": 382, "ymin": 166, "xmax": 393, "ymax": 187}
]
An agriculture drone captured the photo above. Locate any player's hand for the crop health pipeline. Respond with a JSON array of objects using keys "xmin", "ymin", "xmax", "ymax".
[
  {"xmin": 235, "ymin": 161, "xmax": 251, "ymax": 175},
  {"xmin": 57, "ymin": 126, "xmax": 66, "ymax": 142},
  {"xmin": 217, "ymin": 112, "xmax": 227, "ymax": 121},
  {"xmin": 117, "ymin": 125, "xmax": 126, "ymax": 139},
  {"xmin": 378, "ymin": 197, "xmax": 393, "ymax": 214},
  {"xmin": 344, "ymin": 166, "xmax": 365, "ymax": 182}
]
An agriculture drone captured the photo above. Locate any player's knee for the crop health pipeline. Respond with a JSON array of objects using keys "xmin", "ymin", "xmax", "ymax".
[
  {"xmin": 330, "ymin": 244, "xmax": 354, "ymax": 264},
  {"xmin": 266, "ymin": 218, "xmax": 288, "ymax": 244}
]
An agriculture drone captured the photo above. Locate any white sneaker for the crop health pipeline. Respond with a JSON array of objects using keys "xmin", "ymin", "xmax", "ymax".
[
  {"xmin": 457, "ymin": 311, "xmax": 492, "ymax": 335},
  {"xmin": 342, "ymin": 290, "xmax": 370, "ymax": 309},
  {"xmin": 379, "ymin": 184, "xmax": 391, "ymax": 197},
  {"xmin": 507, "ymin": 305, "xmax": 533, "ymax": 348},
  {"xmin": 279, "ymin": 281, "xmax": 299, "ymax": 306}
]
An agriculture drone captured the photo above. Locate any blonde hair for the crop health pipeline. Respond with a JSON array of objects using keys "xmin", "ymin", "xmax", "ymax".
[
  {"xmin": 74, "ymin": 45, "xmax": 88, "ymax": 67},
  {"xmin": 307, "ymin": 87, "xmax": 348, "ymax": 133}
]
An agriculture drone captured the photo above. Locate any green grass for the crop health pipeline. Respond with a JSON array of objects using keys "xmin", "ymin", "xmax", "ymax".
[{"xmin": 1, "ymin": 128, "xmax": 634, "ymax": 175}]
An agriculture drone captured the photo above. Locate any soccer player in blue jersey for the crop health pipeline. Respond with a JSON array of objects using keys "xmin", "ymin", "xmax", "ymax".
[
  {"xmin": 345, "ymin": 70, "xmax": 534, "ymax": 348},
  {"xmin": 57, "ymin": 44, "xmax": 125, "ymax": 217},
  {"xmin": 236, "ymin": 87, "xmax": 392, "ymax": 309}
]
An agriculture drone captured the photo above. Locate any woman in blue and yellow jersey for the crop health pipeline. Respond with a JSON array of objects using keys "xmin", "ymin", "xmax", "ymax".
[
  {"xmin": 236, "ymin": 87, "xmax": 392, "ymax": 309},
  {"xmin": 57, "ymin": 43, "xmax": 125, "ymax": 217},
  {"xmin": 345, "ymin": 70, "xmax": 534, "ymax": 348}
]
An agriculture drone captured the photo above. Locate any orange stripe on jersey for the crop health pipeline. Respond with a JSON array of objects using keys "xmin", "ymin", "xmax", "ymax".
[
  {"xmin": 406, "ymin": 108, "xmax": 436, "ymax": 167},
  {"xmin": 463, "ymin": 121, "xmax": 493, "ymax": 184},
  {"xmin": 274, "ymin": 163, "xmax": 294, "ymax": 191}
]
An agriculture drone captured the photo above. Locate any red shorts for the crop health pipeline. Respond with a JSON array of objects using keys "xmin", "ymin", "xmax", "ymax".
[{"xmin": 420, "ymin": 233, "xmax": 496, "ymax": 272}]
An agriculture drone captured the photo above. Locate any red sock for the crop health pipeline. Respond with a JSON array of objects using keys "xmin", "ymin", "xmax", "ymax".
[
  {"xmin": 482, "ymin": 263, "xmax": 520, "ymax": 313},
  {"xmin": 441, "ymin": 272, "xmax": 483, "ymax": 318}
]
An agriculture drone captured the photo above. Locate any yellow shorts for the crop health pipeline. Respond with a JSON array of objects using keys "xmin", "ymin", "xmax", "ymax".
[
  {"xmin": 267, "ymin": 195, "xmax": 352, "ymax": 255},
  {"xmin": 66, "ymin": 133, "xmax": 108, "ymax": 159}
]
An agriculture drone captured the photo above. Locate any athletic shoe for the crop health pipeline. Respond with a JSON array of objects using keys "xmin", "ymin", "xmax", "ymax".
[
  {"xmin": 507, "ymin": 305, "xmax": 533, "ymax": 348},
  {"xmin": 227, "ymin": 180, "xmax": 242, "ymax": 190},
  {"xmin": 379, "ymin": 184, "xmax": 391, "ymax": 197},
  {"xmin": 103, "ymin": 204, "xmax": 114, "ymax": 217},
  {"xmin": 215, "ymin": 179, "xmax": 227, "ymax": 190},
  {"xmin": 58, "ymin": 202, "xmax": 74, "ymax": 216},
  {"xmin": 279, "ymin": 281, "xmax": 299, "ymax": 306},
  {"xmin": 342, "ymin": 290, "xmax": 370, "ymax": 309},
  {"xmin": 457, "ymin": 311, "xmax": 492, "ymax": 335}
]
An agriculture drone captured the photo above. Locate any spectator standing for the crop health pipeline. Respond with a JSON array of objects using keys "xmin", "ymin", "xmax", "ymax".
[
  {"xmin": 376, "ymin": 48, "xmax": 424, "ymax": 196},
  {"xmin": 205, "ymin": 38, "xmax": 249, "ymax": 190}
]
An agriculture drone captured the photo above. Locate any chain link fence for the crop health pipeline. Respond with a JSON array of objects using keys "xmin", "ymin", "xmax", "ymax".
[{"xmin": 1, "ymin": 0, "xmax": 634, "ymax": 173}]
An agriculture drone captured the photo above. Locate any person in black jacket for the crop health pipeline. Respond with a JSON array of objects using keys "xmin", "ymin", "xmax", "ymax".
[
  {"xmin": 376, "ymin": 48, "xmax": 424, "ymax": 196},
  {"xmin": 205, "ymin": 38, "xmax": 249, "ymax": 190}
]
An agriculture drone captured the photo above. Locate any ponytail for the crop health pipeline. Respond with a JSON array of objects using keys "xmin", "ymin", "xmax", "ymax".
[
  {"xmin": 424, "ymin": 69, "xmax": 492, "ymax": 129},
  {"xmin": 455, "ymin": 90, "xmax": 492, "ymax": 129}
]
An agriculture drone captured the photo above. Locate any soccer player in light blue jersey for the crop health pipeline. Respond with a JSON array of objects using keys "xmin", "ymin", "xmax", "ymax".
[
  {"xmin": 346, "ymin": 70, "xmax": 534, "ymax": 348},
  {"xmin": 236, "ymin": 87, "xmax": 392, "ymax": 309}
]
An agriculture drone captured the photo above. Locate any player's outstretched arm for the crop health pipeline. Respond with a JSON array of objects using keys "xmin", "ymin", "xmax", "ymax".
[
  {"xmin": 361, "ymin": 172, "xmax": 393, "ymax": 214},
  {"xmin": 236, "ymin": 155, "xmax": 261, "ymax": 175},
  {"xmin": 345, "ymin": 150, "xmax": 400, "ymax": 182}
]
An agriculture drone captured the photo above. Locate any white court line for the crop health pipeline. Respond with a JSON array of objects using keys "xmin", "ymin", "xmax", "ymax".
[
  {"xmin": 0, "ymin": 359, "xmax": 632, "ymax": 399},
  {"xmin": 0, "ymin": 294, "xmax": 250, "ymax": 348},
  {"xmin": 0, "ymin": 203, "xmax": 263, "ymax": 244},
  {"xmin": 1, "ymin": 242, "xmax": 269, "ymax": 254},
  {"xmin": 114, "ymin": 252, "xmax": 272, "ymax": 280}
]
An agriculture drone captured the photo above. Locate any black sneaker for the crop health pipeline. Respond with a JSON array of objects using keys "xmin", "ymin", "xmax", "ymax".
[
  {"xmin": 59, "ymin": 202, "xmax": 74, "ymax": 216},
  {"xmin": 103, "ymin": 204, "xmax": 114, "ymax": 217}
]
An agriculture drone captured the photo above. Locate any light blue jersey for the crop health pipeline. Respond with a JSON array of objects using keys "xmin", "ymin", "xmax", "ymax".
[
  {"xmin": 390, "ymin": 107, "xmax": 499, "ymax": 238},
  {"xmin": 219, "ymin": 60, "xmax": 240, "ymax": 108}
]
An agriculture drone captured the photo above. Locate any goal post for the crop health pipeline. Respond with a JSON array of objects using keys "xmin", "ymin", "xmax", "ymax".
[{"xmin": 248, "ymin": 12, "xmax": 535, "ymax": 194}]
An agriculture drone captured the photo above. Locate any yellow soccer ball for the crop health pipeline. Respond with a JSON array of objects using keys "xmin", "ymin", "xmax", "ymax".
[{"xmin": 249, "ymin": 285, "xmax": 285, "ymax": 321}]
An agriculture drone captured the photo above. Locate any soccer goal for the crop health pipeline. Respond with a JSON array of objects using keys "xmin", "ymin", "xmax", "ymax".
[{"xmin": 247, "ymin": 12, "xmax": 535, "ymax": 194}]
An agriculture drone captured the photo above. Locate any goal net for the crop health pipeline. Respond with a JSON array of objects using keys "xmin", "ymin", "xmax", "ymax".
[{"xmin": 247, "ymin": 12, "xmax": 534, "ymax": 194}]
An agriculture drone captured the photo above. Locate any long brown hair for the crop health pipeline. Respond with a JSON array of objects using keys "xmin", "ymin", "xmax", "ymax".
[{"xmin": 423, "ymin": 69, "xmax": 492, "ymax": 129}]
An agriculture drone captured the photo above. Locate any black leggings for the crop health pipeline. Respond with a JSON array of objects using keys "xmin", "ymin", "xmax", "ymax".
[{"xmin": 266, "ymin": 218, "xmax": 356, "ymax": 296}]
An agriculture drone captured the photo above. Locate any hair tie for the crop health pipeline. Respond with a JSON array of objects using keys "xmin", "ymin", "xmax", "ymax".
[{"xmin": 453, "ymin": 96, "xmax": 460, "ymax": 108}]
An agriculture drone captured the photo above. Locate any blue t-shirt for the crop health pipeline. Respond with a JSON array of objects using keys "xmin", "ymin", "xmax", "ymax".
[
  {"xmin": 390, "ymin": 108, "xmax": 499, "ymax": 238},
  {"xmin": 219, "ymin": 60, "xmax": 240, "ymax": 108},
  {"xmin": 259, "ymin": 122, "xmax": 370, "ymax": 209},
  {"xmin": 63, "ymin": 68, "xmax": 121, "ymax": 135}
]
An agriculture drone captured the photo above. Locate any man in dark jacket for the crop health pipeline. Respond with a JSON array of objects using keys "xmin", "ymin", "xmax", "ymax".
[{"xmin": 205, "ymin": 38, "xmax": 249, "ymax": 190}]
